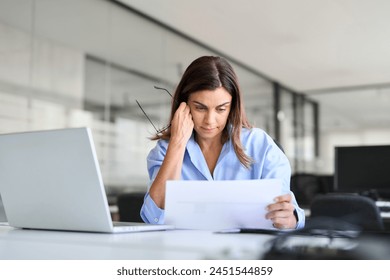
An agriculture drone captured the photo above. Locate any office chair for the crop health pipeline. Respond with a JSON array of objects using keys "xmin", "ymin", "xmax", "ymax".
[
  {"xmin": 116, "ymin": 192, "xmax": 146, "ymax": 223},
  {"xmin": 290, "ymin": 173, "xmax": 322, "ymax": 207},
  {"xmin": 309, "ymin": 193, "xmax": 384, "ymax": 231},
  {"xmin": 317, "ymin": 174, "xmax": 334, "ymax": 193},
  {"xmin": 263, "ymin": 219, "xmax": 390, "ymax": 260}
]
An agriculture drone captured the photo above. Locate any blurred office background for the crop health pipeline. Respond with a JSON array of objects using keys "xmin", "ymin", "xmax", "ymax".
[{"xmin": 0, "ymin": 0, "xmax": 389, "ymax": 217}]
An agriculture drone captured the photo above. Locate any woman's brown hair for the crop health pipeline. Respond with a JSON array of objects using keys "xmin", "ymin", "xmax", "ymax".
[{"xmin": 154, "ymin": 56, "xmax": 253, "ymax": 168}]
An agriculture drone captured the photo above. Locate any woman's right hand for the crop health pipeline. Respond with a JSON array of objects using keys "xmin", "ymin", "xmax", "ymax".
[
  {"xmin": 148, "ymin": 102, "xmax": 193, "ymax": 209},
  {"xmin": 170, "ymin": 102, "xmax": 194, "ymax": 146}
]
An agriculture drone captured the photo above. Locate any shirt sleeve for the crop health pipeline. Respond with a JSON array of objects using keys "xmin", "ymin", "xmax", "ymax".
[
  {"xmin": 290, "ymin": 192, "xmax": 306, "ymax": 229},
  {"xmin": 266, "ymin": 142, "xmax": 305, "ymax": 229},
  {"xmin": 140, "ymin": 140, "xmax": 167, "ymax": 224},
  {"xmin": 248, "ymin": 129, "xmax": 306, "ymax": 229},
  {"xmin": 265, "ymin": 137, "xmax": 306, "ymax": 229},
  {"xmin": 140, "ymin": 192, "xmax": 165, "ymax": 224}
]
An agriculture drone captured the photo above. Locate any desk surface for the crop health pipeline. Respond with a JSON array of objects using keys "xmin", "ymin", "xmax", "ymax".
[{"xmin": 0, "ymin": 224, "xmax": 275, "ymax": 260}]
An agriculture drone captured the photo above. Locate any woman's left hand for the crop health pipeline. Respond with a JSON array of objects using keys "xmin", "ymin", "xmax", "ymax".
[{"xmin": 266, "ymin": 194, "xmax": 297, "ymax": 229}]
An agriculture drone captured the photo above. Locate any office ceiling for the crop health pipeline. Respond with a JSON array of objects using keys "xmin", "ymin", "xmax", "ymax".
[
  {"xmin": 1, "ymin": 0, "xmax": 389, "ymax": 132},
  {"xmin": 119, "ymin": 0, "xmax": 390, "ymax": 131},
  {"xmin": 120, "ymin": 0, "xmax": 390, "ymax": 92}
]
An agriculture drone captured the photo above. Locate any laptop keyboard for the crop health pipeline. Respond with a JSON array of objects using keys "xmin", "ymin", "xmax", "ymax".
[{"xmin": 113, "ymin": 221, "xmax": 139, "ymax": 226}]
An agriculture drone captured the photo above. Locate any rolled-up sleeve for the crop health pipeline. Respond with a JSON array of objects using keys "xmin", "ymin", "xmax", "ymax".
[
  {"xmin": 140, "ymin": 140, "xmax": 168, "ymax": 224},
  {"xmin": 245, "ymin": 129, "xmax": 305, "ymax": 229},
  {"xmin": 263, "ymin": 137, "xmax": 306, "ymax": 229},
  {"xmin": 289, "ymin": 192, "xmax": 305, "ymax": 229},
  {"xmin": 265, "ymin": 142, "xmax": 305, "ymax": 229},
  {"xmin": 140, "ymin": 192, "xmax": 164, "ymax": 224}
]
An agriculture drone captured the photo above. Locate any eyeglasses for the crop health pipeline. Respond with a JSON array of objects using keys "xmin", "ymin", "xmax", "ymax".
[
  {"xmin": 136, "ymin": 86, "xmax": 173, "ymax": 135},
  {"xmin": 153, "ymin": 85, "xmax": 172, "ymax": 98}
]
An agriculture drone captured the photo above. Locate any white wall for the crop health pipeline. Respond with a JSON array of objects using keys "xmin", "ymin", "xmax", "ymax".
[
  {"xmin": 319, "ymin": 128, "xmax": 390, "ymax": 174},
  {"xmin": 0, "ymin": 22, "xmax": 152, "ymax": 192},
  {"xmin": 0, "ymin": 22, "xmax": 84, "ymax": 103}
]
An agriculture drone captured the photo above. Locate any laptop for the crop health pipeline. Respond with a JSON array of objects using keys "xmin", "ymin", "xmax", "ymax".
[
  {"xmin": 164, "ymin": 179, "xmax": 282, "ymax": 230},
  {"xmin": 0, "ymin": 127, "xmax": 174, "ymax": 233}
]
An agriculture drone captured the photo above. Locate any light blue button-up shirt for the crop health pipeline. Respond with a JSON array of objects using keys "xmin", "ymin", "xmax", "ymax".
[{"xmin": 140, "ymin": 127, "xmax": 305, "ymax": 229}]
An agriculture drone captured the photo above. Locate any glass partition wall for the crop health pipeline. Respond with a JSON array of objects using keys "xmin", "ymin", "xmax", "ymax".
[{"xmin": 0, "ymin": 0, "xmax": 318, "ymax": 194}]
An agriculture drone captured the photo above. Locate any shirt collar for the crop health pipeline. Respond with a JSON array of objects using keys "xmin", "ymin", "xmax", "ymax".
[{"xmin": 186, "ymin": 132, "xmax": 232, "ymax": 180}]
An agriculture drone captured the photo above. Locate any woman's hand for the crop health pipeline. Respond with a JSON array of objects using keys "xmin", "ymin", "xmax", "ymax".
[
  {"xmin": 266, "ymin": 194, "xmax": 297, "ymax": 229},
  {"xmin": 170, "ymin": 102, "xmax": 194, "ymax": 146},
  {"xmin": 148, "ymin": 102, "xmax": 193, "ymax": 209}
]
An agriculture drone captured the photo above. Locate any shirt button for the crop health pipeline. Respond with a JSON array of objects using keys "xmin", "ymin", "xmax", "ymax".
[{"xmin": 154, "ymin": 218, "xmax": 159, "ymax": 223}]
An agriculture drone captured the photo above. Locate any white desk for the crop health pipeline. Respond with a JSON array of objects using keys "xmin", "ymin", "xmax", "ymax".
[{"xmin": 0, "ymin": 225, "xmax": 275, "ymax": 260}]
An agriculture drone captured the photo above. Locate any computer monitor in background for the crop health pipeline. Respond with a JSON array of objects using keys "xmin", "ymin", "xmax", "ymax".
[{"xmin": 334, "ymin": 145, "xmax": 390, "ymax": 199}]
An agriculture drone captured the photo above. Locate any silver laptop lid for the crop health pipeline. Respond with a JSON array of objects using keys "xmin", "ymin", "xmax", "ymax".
[{"xmin": 0, "ymin": 127, "xmax": 115, "ymax": 232}]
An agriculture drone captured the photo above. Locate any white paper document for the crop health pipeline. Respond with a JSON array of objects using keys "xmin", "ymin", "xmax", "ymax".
[{"xmin": 164, "ymin": 179, "xmax": 282, "ymax": 230}]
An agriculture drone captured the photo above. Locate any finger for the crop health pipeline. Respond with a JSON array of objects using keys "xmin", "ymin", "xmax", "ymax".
[
  {"xmin": 183, "ymin": 104, "xmax": 191, "ymax": 115},
  {"xmin": 267, "ymin": 200, "xmax": 293, "ymax": 212},
  {"xmin": 173, "ymin": 103, "xmax": 189, "ymax": 122},
  {"xmin": 274, "ymin": 193, "xmax": 292, "ymax": 203},
  {"xmin": 266, "ymin": 207, "xmax": 292, "ymax": 221},
  {"xmin": 267, "ymin": 207, "xmax": 294, "ymax": 219},
  {"xmin": 272, "ymin": 221, "xmax": 283, "ymax": 229},
  {"xmin": 272, "ymin": 215, "xmax": 296, "ymax": 229},
  {"xmin": 272, "ymin": 221, "xmax": 288, "ymax": 229},
  {"xmin": 176, "ymin": 102, "xmax": 187, "ymax": 113}
]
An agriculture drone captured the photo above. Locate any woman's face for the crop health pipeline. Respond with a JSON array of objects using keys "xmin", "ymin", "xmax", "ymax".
[{"xmin": 187, "ymin": 87, "xmax": 232, "ymax": 142}]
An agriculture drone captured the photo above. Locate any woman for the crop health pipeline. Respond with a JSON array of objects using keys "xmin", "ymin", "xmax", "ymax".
[{"xmin": 140, "ymin": 56, "xmax": 305, "ymax": 229}]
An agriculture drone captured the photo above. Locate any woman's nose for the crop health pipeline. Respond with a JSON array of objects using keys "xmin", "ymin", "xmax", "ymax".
[{"xmin": 204, "ymin": 111, "xmax": 215, "ymax": 124}]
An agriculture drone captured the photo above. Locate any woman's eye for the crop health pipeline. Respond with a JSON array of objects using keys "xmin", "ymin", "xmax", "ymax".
[
  {"xmin": 196, "ymin": 107, "xmax": 206, "ymax": 111},
  {"xmin": 217, "ymin": 108, "xmax": 226, "ymax": 112}
]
